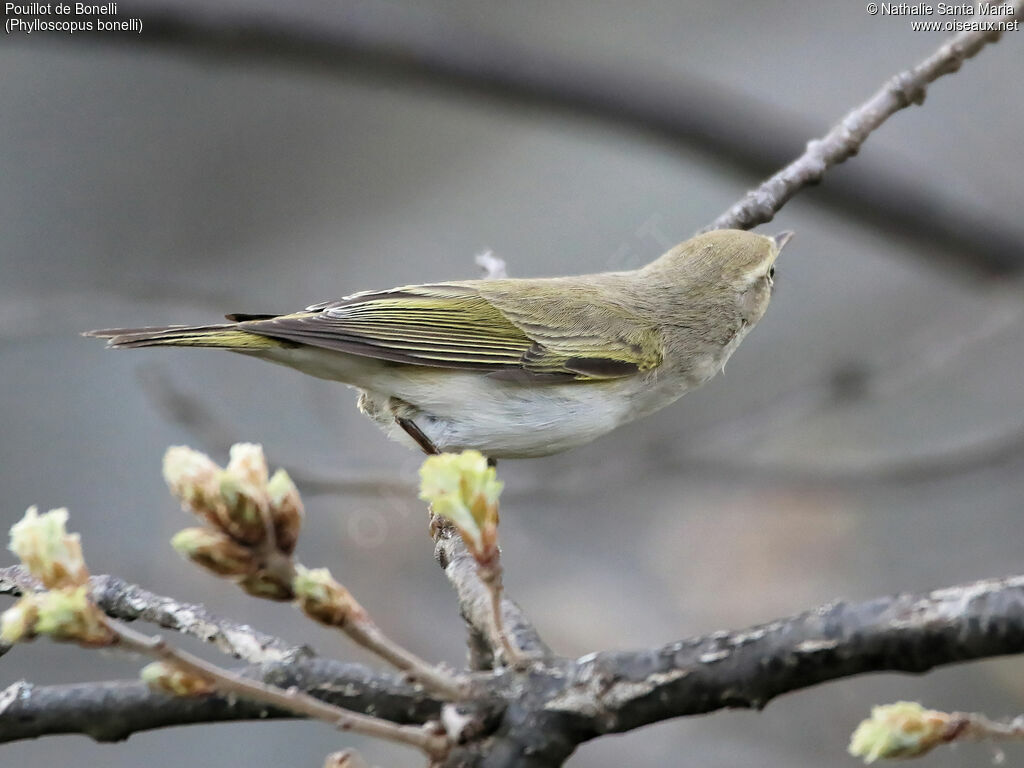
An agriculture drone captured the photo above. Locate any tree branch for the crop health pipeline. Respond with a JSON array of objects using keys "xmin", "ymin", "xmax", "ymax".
[
  {"xmin": 5, "ymin": 573, "xmax": 1024, "ymax": 764},
  {"xmin": 0, "ymin": 656, "xmax": 441, "ymax": 744},
  {"xmin": 44, "ymin": 0, "xmax": 1021, "ymax": 275},
  {"xmin": 0, "ymin": 565, "xmax": 309, "ymax": 664},
  {"xmin": 705, "ymin": 0, "xmax": 1023, "ymax": 234},
  {"xmin": 551, "ymin": 575, "xmax": 1024, "ymax": 736}
]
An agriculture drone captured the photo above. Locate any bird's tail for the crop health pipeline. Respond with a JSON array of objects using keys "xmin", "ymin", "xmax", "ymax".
[{"xmin": 84, "ymin": 323, "xmax": 283, "ymax": 350}]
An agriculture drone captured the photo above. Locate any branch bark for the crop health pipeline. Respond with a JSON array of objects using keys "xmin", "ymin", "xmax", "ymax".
[
  {"xmin": 106, "ymin": 617, "xmax": 449, "ymax": 758},
  {"xmin": 705, "ymin": 0, "xmax": 1023, "ymax": 234},
  {"xmin": 0, "ymin": 565, "xmax": 309, "ymax": 664},
  {"xmin": 432, "ymin": 520, "xmax": 553, "ymax": 669},
  {"xmin": 5, "ymin": 573, "xmax": 1024, "ymax": 765},
  {"xmin": 552, "ymin": 575, "xmax": 1024, "ymax": 736},
  {"xmin": 443, "ymin": 575, "xmax": 1024, "ymax": 767},
  {"xmin": 0, "ymin": 656, "xmax": 441, "ymax": 743}
]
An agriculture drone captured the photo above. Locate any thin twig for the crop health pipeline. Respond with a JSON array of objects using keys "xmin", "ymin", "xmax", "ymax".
[
  {"xmin": 0, "ymin": 565, "xmax": 308, "ymax": 664},
  {"xmin": 477, "ymin": 561, "xmax": 524, "ymax": 667},
  {"xmin": 106, "ymin": 616, "xmax": 449, "ymax": 759},
  {"xmin": 340, "ymin": 618, "xmax": 465, "ymax": 699},
  {"xmin": 706, "ymin": 0, "xmax": 1023, "ymax": 232},
  {"xmin": 431, "ymin": 519, "xmax": 551, "ymax": 668}
]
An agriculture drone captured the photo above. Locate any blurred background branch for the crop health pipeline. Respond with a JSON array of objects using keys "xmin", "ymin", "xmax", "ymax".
[{"xmin": 27, "ymin": 0, "xmax": 1024, "ymax": 278}]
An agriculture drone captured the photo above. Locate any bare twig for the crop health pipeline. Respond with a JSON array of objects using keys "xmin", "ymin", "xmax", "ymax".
[
  {"xmin": 0, "ymin": 565, "xmax": 308, "ymax": 664},
  {"xmin": 105, "ymin": 616, "xmax": 449, "ymax": 758},
  {"xmin": 330, "ymin": 611, "xmax": 465, "ymax": 700},
  {"xmin": 43, "ymin": 0, "xmax": 1024, "ymax": 276},
  {"xmin": 706, "ymin": 0, "xmax": 1023, "ymax": 233},
  {"xmin": 431, "ymin": 519, "xmax": 552, "ymax": 669},
  {"xmin": 477, "ymin": 560, "xmax": 524, "ymax": 667}
]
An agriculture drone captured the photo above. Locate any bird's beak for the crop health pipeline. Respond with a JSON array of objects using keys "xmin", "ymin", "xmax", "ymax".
[{"xmin": 773, "ymin": 231, "xmax": 795, "ymax": 252}]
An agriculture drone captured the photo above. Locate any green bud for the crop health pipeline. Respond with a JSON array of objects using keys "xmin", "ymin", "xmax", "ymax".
[
  {"xmin": 1, "ymin": 597, "xmax": 39, "ymax": 643},
  {"xmin": 8, "ymin": 507, "xmax": 89, "ymax": 590},
  {"xmin": 33, "ymin": 586, "xmax": 115, "ymax": 646},
  {"xmin": 163, "ymin": 446, "xmax": 223, "ymax": 523},
  {"xmin": 419, "ymin": 450, "xmax": 502, "ymax": 561},
  {"xmin": 216, "ymin": 471, "xmax": 269, "ymax": 545},
  {"xmin": 293, "ymin": 566, "xmax": 362, "ymax": 627},
  {"xmin": 238, "ymin": 570, "xmax": 294, "ymax": 602},
  {"xmin": 141, "ymin": 661, "xmax": 216, "ymax": 697},
  {"xmin": 849, "ymin": 701, "xmax": 950, "ymax": 762},
  {"xmin": 267, "ymin": 469, "xmax": 303, "ymax": 555},
  {"xmin": 171, "ymin": 527, "xmax": 256, "ymax": 577}
]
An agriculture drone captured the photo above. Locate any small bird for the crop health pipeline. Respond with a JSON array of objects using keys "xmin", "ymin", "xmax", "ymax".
[{"xmin": 86, "ymin": 229, "xmax": 790, "ymax": 458}]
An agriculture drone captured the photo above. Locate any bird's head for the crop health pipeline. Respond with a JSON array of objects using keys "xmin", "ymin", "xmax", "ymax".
[{"xmin": 645, "ymin": 228, "xmax": 791, "ymax": 323}]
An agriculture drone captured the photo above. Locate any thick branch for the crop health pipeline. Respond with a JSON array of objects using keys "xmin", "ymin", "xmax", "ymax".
[
  {"xmin": 0, "ymin": 657, "xmax": 441, "ymax": 744},
  {"xmin": 0, "ymin": 565, "xmax": 308, "ymax": 664},
  {"xmin": 46, "ymin": 0, "xmax": 1023, "ymax": 275},
  {"xmin": 6, "ymin": 573, "xmax": 1024, "ymax": 763},
  {"xmin": 706, "ymin": 0, "xmax": 1023, "ymax": 234},
  {"xmin": 549, "ymin": 575, "xmax": 1024, "ymax": 736}
]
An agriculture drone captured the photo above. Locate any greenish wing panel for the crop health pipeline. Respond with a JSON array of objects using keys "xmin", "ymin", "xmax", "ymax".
[
  {"xmin": 479, "ymin": 285, "xmax": 663, "ymax": 378},
  {"xmin": 242, "ymin": 283, "xmax": 658, "ymax": 380},
  {"xmin": 240, "ymin": 287, "xmax": 534, "ymax": 370}
]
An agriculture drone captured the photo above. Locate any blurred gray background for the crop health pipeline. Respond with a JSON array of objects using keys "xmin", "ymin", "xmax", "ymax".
[{"xmin": 3, "ymin": 1, "xmax": 1024, "ymax": 765}]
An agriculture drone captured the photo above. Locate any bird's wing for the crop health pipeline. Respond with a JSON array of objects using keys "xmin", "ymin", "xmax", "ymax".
[{"xmin": 239, "ymin": 282, "xmax": 662, "ymax": 381}]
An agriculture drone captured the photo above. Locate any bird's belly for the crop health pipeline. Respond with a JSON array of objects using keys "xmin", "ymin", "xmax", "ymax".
[
  {"xmin": 250, "ymin": 346, "xmax": 692, "ymax": 458},
  {"xmin": 371, "ymin": 370, "xmax": 689, "ymax": 458}
]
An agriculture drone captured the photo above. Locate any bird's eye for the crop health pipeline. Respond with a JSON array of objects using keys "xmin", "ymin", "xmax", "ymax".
[{"xmin": 767, "ymin": 266, "xmax": 776, "ymax": 283}]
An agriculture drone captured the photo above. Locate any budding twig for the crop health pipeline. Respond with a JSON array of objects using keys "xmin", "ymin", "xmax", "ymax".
[
  {"xmin": 475, "ymin": 560, "xmax": 521, "ymax": 666},
  {"xmin": 1, "ymin": 505, "xmax": 450, "ymax": 758},
  {"xmin": 419, "ymin": 452, "xmax": 529, "ymax": 666},
  {"xmin": 849, "ymin": 701, "xmax": 1024, "ymax": 763},
  {"xmin": 108, "ymin": 616, "xmax": 449, "ymax": 758},
  {"xmin": 293, "ymin": 566, "xmax": 465, "ymax": 699},
  {"xmin": 166, "ymin": 444, "xmax": 464, "ymax": 699}
]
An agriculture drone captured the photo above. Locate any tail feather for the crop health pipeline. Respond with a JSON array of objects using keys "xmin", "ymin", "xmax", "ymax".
[{"xmin": 83, "ymin": 323, "xmax": 284, "ymax": 350}]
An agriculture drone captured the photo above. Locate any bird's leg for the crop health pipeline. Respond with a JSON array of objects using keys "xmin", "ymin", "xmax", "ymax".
[{"xmin": 396, "ymin": 416, "xmax": 441, "ymax": 455}]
